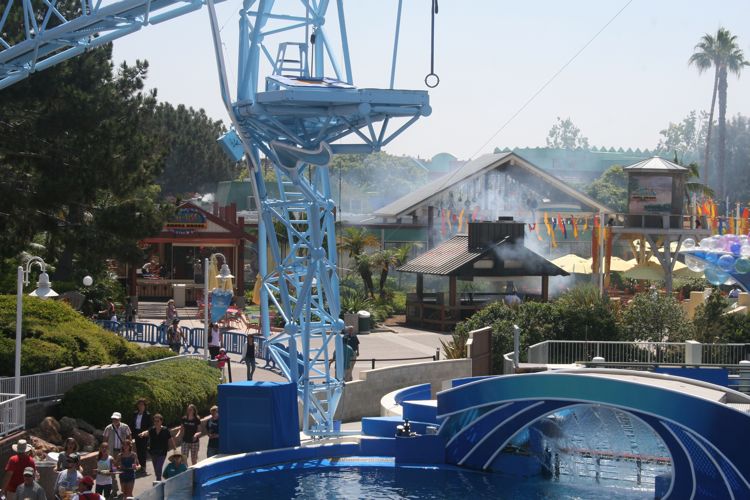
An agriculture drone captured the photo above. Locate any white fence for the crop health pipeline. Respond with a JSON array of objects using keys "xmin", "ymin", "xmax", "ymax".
[
  {"xmin": 0, "ymin": 355, "xmax": 201, "ymax": 403},
  {"xmin": 0, "ymin": 393, "xmax": 26, "ymax": 437},
  {"xmin": 527, "ymin": 340, "xmax": 748, "ymax": 366}
]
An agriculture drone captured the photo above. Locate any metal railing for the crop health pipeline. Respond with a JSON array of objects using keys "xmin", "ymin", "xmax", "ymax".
[
  {"xmin": 0, "ymin": 354, "xmax": 201, "ymax": 403},
  {"xmin": 527, "ymin": 340, "xmax": 749, "ymax": 366},
  {"xmin": 0, "ymin": 393, "xmax": 25, "ymax": 437}
]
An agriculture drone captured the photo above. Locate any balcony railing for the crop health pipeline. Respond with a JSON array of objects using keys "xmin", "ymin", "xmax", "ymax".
[{"xmin": 0, "ymin": 393, "xmax": 25, "ymax": 437}]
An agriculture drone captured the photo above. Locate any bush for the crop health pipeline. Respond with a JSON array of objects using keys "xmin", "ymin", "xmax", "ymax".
[
  {"xmin": 0, "ymin": 295, "xmax": 174, "ymax": 375},
  {"xmin": 60, "ymin": 359, "xmax": 220, "ymax": 428},
  {"xmin": 620, "ymin": 292, "xmax": 694, "ymax": 342}
]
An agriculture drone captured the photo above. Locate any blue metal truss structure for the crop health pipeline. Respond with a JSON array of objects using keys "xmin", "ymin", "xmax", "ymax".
[{"xmin": 1, "ymin": 0, "xmax": 431, "ymax": 436}]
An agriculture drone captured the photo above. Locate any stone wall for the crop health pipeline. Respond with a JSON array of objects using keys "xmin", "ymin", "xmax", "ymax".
[{"xmin": 332, "ymin": 359, "xmax": 472, "ymax": 423}]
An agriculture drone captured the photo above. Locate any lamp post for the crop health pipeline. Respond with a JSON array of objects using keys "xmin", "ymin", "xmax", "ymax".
[
  {"xmin": 204, "ymin": 254, "xmax": 234, "ymax": 360},
  {"xmin": 16, "ymin": 256, "xmax": 58, "ymax": 394}
]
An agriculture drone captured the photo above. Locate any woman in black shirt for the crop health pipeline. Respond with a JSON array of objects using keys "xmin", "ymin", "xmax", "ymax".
[
  {"xmin": 139, "ymin": 413, "xmax": 175, "ymax": 482},
  {"xmin": 131, "ymin": 399, "xmax": 152, "ymax": 476},
  {"xmin": 176, "ymin": 404, "xmax": 202, "ymax": 465}
]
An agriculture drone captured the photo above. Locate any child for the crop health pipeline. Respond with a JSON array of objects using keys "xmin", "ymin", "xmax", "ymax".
[
  {"xmin": 94, "ymin": 442, "xmax": 114, "ymax": 498},
  {"xmin": 162, "ymin": 452, "xmax": 187, "ymax": 479},
  {"xmin": 215, "ymin": 348, "xmax": 230, "ymax": 382},
  {"xmin": 117, "ymin": 439, "xmax": 140, "ymax": 498}
]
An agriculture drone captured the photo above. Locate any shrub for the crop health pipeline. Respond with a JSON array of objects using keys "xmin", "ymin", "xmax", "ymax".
[
  {"xmin": 554, "ymin": 284, "xmax": 620, "ymax": 341},
  {"xmin": 620, "ymin": 292, "xmax": 694, "ymax": 342},
  {"xmin": 60, "ymin": 359, "xmax": 220, "ymax": 428},
  {"xmin": 0, "ymin": 295, "xmax": 175, "ymax": 375}
]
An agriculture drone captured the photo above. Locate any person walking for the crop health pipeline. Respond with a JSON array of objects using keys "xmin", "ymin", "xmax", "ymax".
[
  {"xmin": 124, "ymin": 297, "xmax": 136, "ymax": 323},
  {"xmin": 241, "ymin": 334, "xmax": 257, "ymax": 381},
  {"xmin": 165, "ymin": 299, "xmax": 177, "ymax": 324},
  {"xmin": 167, "ymin": 319, "xmax": 183, "ymax": 354},
  {"xmin": 139, "ymin": 413, "xmax": 175, "ymax": 482},
  {"xmin": 206, "ymin": 406, "xmax": 220, "ymax": 458},
  {"xmin": 103, "ymin": 413, "xmax": 131, "ymax": 459},
  {"xmin": 131, "ymin": 399, "xmax": 152, "ymax": 476},
  {"xmin": 176, "ymin": 404, "xmax": 202, "ymax": 466},
  {"xmin": 93, "ymin": 442, "xmax": 114, "ymax": 499},
  {"xmin": 14, "ymin": 467, "xmax": 46, "ymax": 500},
  {"xmin": 1, "ymin": 439, "xmax": 36, "ymax": 500},
  {"xmin": 208, "ymin": 323, "xmax": 222, "ymax": 359},
  {"xmin": 117, "ymin": 440, "xmax": 139, "ymax": 499},
  {"xmin": 55, "ymin": 438, "xmax": 79, "ymax": 472},
  {"xmin": 345, "ymin": 326, "xmax": 360, "ymax": 356},
  {"xmin": 162, "ymin": 453, "xmax": 187, "ymax": 479},
  {"xmin": 54, "ymin": 453, "xmax": 82, "ymax": 499},
  {"xmin": 70, "ymin": 476, "xmax": 103, "ymax": 500}
]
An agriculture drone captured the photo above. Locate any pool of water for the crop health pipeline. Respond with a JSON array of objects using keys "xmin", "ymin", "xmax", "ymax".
[{"xmin": 198, "ymin": 459, "xmax": 657, "ymax": 499}]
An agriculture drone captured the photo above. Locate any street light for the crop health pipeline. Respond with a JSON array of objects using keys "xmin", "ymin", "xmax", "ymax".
[
  {"xmin": 204, "ymin": 253, "xmax": 234, "ymax": 359},
  {"xmin": 16, "ymin": 256, "xmax": 57, "ymax": 394}
]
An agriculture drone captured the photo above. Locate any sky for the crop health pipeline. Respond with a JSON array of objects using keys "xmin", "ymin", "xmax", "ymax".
[{"xmin": 111, "ymin": 1, "xmax": 750, "ymax": 161}]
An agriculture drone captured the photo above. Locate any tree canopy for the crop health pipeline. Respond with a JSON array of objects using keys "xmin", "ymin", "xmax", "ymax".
[
  {"xmin": 546, "ymin": 117, "xmax": 590, "ymax": 150},
  {"xmin": 586, "ymin": 165, "xmax": 627, "ymax": 212}
]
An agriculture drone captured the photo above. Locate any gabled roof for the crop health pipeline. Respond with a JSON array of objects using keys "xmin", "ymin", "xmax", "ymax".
[
  {"xmin": 397, "ymin": 234, "xmax": 568, "ymax": 277},
  {"xmin": 374, "ymin": 152, "xmax": 612, "ymax": 217},
  {"xmin": 623, "ymin": 156, "xmax": 687, "ymax": 172}
]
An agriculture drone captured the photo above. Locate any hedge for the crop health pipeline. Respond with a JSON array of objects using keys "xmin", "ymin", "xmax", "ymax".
[
  {"xmin": 0, "ymin": 295, "xmax": 174, "ymax": 375},
  {"xmin": 60, "ymin": 358, "xmax": 221, "ymax": 428}
]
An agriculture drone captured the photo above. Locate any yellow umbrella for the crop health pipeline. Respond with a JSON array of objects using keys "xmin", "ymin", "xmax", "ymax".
[
  {"xmin": 608, "ymin": 256, "xmax": 634, "ymax": 272},
  {"xmin": 551, "ymin": 254, "xmax": 592, "ymax": 274},
  {"xmin": 623, "ymin": 262, "xmax": 665, "ymax": 281}
]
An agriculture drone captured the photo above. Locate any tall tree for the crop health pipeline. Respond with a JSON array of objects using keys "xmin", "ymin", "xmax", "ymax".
[
  {"xmin": 152, "ymin": 103, "xmax": 242, "ymax": 196},
  {"xmin": 545, "ymin": 117, "xmax": 589, "ymax": 150},
  {"xmin": 689, "ymin": 28, "xmax": 749, "ymax": 201},
  {"xmin": 586, "ymin": 166, "xmax": 627, "ymax": 212}
]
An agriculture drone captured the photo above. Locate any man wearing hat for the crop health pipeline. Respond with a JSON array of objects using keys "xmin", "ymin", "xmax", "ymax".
[
  {"xmin": 161, "ymin": 452, "xmax": 187, "ymax": 480},
  {"xmin": 102, "ymin": 412, "xmax": 130, "ymax": 497},
  {"xmin": 1, "ymin": 439, "xmax": 36, "ymax": 500},
  {"xmin": 70, "ymin": 476, "xmax": 103, "ymax": 500},
  {"xmin": 14, "ymin": 467, "xmax": 45, "ymax": 500}
]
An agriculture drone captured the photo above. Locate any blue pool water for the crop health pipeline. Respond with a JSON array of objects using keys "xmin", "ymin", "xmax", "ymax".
[{"xmin": 198, "ymin": 460, "xmax": 656, "ymax": 499}]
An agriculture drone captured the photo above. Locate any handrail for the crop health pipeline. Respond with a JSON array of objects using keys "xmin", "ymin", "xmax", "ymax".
[
  {"xmin": 0, "ymin": 393, "xmax": 25, "ymax": 437},
  {"xmin": 354, "ymin": 355, "xmax": 437, "ymax": 370}
]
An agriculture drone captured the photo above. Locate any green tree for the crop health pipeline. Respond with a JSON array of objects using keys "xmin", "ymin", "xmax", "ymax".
[
  {"xmin": 371, "ymin": 244, "xmax": 413, "ymax": 299},
  {"xmin": 620, "ymin": 293, "xmax": 694, "ymax": 342},
  {"xmin": 689, "ymin": 28, "xmax": 749, "ymax": 200},
  {"xmin": 338, "ymin": 227, "xmax": 379, "ymax": 259},
  {"xmin": 656, "ymin": 110, "xmax": 707, "ymax": 165},
  {"xmin": 152, "ymin": 103, "xmax": 242, "ymax": 196},
  {"xmin": 546, "ymin": 117, "xmax": 589, "ymax": 150},
  {"xmin": 353, "ymin": 253, "xmax": 376, "ymax": 298},
  {"xmin": 586, "ymin": 165, "xmax": 627, "ymax": 212},
  {"xmin": 0, "ymin": 45, "xmax": 169, "ymax": 279}
]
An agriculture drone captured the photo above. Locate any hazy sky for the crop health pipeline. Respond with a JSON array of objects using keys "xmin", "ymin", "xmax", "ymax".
[{"xmin": 111, "ymin": 1, "xmax": 750, "ymax": 160}]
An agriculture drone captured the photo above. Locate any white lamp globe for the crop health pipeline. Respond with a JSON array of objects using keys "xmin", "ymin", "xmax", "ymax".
[{"xmin": 82, "ymin": 275, "xmax": 94, "ymax": 287}]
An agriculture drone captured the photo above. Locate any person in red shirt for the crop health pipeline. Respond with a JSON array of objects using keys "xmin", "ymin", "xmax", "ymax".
[{"xmin": 1, "ymin": 439, "xmax": 36, "ymax": 500}]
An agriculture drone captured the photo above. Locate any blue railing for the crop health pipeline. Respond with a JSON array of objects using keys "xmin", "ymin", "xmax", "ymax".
[{"xmin": 95, "ymin": 320, "xmax": 266, "ymax": 359}]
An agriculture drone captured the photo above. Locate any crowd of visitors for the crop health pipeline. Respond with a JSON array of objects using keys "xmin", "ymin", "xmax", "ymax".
[{"xmin": 1, "ymin": 400, "xmax": 220, "ymax": 499}]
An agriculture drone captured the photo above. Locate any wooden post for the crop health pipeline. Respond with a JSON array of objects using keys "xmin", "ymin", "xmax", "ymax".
[
  {"xmin": 449, "ymin": 276, "xmax": 457, "ymax": 308},
  {"xmin": 541, "ymin": 275, "xmax": 549, "ymax": 302},
  {"xmin": 427, "ymin": 206, "xmax": 435, "ymax": 249},
  {"xmin": 416, "ymin": 273, "xmax": 424, "ymax": 301}
]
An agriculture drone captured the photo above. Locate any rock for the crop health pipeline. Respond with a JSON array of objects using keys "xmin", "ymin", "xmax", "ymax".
[
  {"xmin": 75, "ymin": 418, "xmax": 96, "ymax": 435},
  {"xmin": 71, "ymin": 428, "xmax": 97, "ymax": 452},
  {"xmin": 28, "ymin": 435, "xmax": 59, "ymax": 455},
  {"xmin": 38, "ymin": 417, "xmax": 63, "ymax": 445},
  {"xmin": 59, "ymin": 416, "xmax": 78, "ymax": 437},
  {"xmin": 93, "ymin": 429, "xmax": 104, "ymax": 443}
]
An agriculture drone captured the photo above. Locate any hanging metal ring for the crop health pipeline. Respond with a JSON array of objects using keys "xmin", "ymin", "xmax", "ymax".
[{"xmin": 425, "ymin": 72, "xmax": 440, "ymax": 88}]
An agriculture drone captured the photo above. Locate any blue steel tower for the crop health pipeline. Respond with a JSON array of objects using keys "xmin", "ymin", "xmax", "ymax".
[{"xmin": 1, "ymin": 0, "xmax": 431, "ymax": 435}]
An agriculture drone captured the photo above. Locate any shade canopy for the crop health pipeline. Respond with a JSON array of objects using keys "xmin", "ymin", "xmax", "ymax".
[{"xmin": 551, "ymin": 254, "xmax": 592, "ymax": 275}]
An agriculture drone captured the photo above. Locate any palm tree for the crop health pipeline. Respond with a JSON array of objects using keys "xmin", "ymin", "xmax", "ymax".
[
  {"xmin": 689, "ymin": 28, "xmax": 749, "ymax": 201},
  {"xmin": 338, "ymin": 227, "xmax": 379, "ymax": 258}
]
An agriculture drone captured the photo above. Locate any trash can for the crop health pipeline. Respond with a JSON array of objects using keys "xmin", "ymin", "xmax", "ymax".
[
  {"xmin": 172, "ymin": 283, "xmax": 186, "ymax": 307},
  {"xmin": 357, "ymin": 310, "xmax": 371, "ymax": 334},
  {"xmin": 36, "ymin": 459, "xmax": 58, "ymax": 499}
]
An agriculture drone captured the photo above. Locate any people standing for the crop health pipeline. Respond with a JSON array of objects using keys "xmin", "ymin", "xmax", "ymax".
[
  {"xmin": 14, "ymin": 467, "xmax": 46, "ymax": 500},
  {"xmin": 131, "ymin": 399, "xmax": 152, "ymax": 476},
  {"xmin": 54, "ymin": 453, "xmax": 82, "ymax": 499},
  {"xmin": 103, "ymin": 412, "xmax": 132, "ymax": 459},
  {"xmin": 329, "ymin": 341, "xmax": 356, "ymax": 382},
  {"xmin": 55, "ymin": 438, "xmax": 79, "ymax": 472},
  {"xmin": 208, "ymin": 322, "xmax": 222, "ymax": 359},
  {"xmin": 117, "ymin": 440, "xmax": 139, "ymax": 499},
  {"xmin": 1, "ymin": 439, "xmax": 36, "ymax": 500},
  {"xmin": 176, "ymin": 404, "xmax": 202, "ymax": 466},
  {"xmin": 139, "ymin": 413, "xmax": 175, "ymax": 482},
  {"xmin": 124, "ymin": 297, "xmax": 136, "ymax": 323},
  {"xmin": 345, "ymin": 326, "xmax": 360, "ymax": 356},
  {"xmin": 93, "ymin": 443, "xmax": 114, "ymax": 499},
  {"xmin": 241, "ymin": 334, "xmax": 257, "ymax": 381},
  {"xmin": 166, "ymin": 299, "xmax": 178, "ymax": 324},
  {"xmin": 206, "ymin": 406, "xmax": 220, "ymax": 458}
]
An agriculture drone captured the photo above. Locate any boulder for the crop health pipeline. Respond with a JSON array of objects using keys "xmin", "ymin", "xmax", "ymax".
[
  {"xmin": 71, "ymin": 428, "xmax": 97, "ymax": 452},
  {"xmin": 59, "ymin": 416, "xmax": 78, "ymax": 437},
  {"xmin": 75, "ymin": 418, "xmax": 96, "ymax": 435},
  {"xmin": 93, "ymin": 429, "xmax": 104, "ymax": 443},
  {"xmin": 28, "ymin": 435, "xmax": 59, "ymax": 455},
  {"xmin": 38, "ymin": 417, "xmax": 63, "ymax": 445}
]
